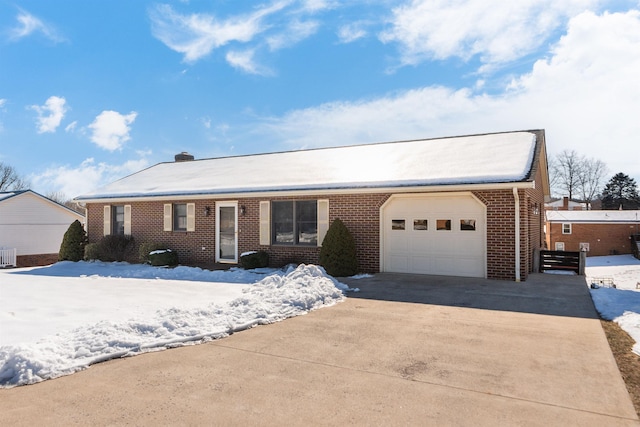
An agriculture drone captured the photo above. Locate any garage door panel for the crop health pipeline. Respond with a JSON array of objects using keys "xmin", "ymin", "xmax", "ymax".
[{"xmin": 383, "ymin": 194, "xmax": 485, "ymax": 278}]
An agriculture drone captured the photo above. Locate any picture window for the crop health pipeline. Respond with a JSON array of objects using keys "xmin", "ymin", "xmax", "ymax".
[{"xmin": 272, "ymin": 200, "xmax": 317, "ymax": 245}]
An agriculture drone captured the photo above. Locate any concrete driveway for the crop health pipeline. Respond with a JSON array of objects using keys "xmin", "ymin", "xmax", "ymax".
[{"xmin": 1, "ymin": 273, "xmax": 638, "ymax": 426}]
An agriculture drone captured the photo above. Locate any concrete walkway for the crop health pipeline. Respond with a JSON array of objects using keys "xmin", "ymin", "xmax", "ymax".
[{"xmin": 1, "ymin": 273, "xmax": 638, "ymax": 425}]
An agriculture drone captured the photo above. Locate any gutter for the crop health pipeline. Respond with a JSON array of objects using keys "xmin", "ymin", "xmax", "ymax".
[{"xmin": 513, "ymin": 187, "xmax": 521, "ymax": 282}]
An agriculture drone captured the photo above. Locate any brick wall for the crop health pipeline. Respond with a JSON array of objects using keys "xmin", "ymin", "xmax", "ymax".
[
  {"xmin": 546, "ymin": 221, "xmax": 639, "ymax": 256},
  {"xmin": 16, "ymin": 253, "xmax": 58, "ymax": 267},
  {"xmin": 87, "ymin": 187, "xmax": 544, "ymax": 280}
]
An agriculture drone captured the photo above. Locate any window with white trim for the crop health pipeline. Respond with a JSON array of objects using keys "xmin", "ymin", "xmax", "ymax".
[
  {"xmin": 103, "ymin": 205, "xmax": 131, "ymax": 236},
  {"xmin": 260, "ymin": 200, "xmax": 329, "ymax": 247},
  {"xmin": 562, "ymin": 223, "xmax": 571, "ymax": 234},
  {"xmin": 164, "ymin": 203, "xmax": 195, "ymax": 232},
  {"xmin": 555, "ymin": 242, "xmax": 565, "ymax": 251}
]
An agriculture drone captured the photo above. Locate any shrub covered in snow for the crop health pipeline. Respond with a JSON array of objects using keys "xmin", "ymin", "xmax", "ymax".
[
  {"xmin": 139, "ymin": 242, "xmax": 167, "ymax": 263},
  {"xmin": 319, "ymin": 218, "xmax": 358, "ymax": 277},
  {"xmin": 58, "ymin": 220, "xmax": 87, "ymax": 262},
  {"xmin": 148, "ymin": 249, "xmax": 179, "ymax": 267},
  {"xmin": 240, "ymin": 250, "xmax": 269, "ymax": 269}
]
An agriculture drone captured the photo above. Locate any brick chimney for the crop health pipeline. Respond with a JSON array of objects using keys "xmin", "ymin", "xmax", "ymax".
[
  {"xmin": 562, "ymin": 197, "xmax": 569, "ymax": 210},
  {"xmin": 175, "ymin": 152, "xmax": 194, "ymax": 162}
]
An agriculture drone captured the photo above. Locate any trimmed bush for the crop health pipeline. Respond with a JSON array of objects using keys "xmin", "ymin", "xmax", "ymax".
[
  {"xmin": 319, "ymin": 218, "xmax": 358, "ymax": 277},
  {"xmin": 59, "ymin": 220, "xmax": 87, "ymax": 262},
  {"xmin": 85, "ymin": 235, "xmax": 135, "ymax": 262},
  {"xmin": 99, "ymin": 234, "xmax": 135, "ymax": 262},
  {"xmin": 240, "ymin": 250, "xmax": 269, "ymax": 269},
  {"xmin": 148, "ymin": 249, "xmax": 179, "ymax": 267},
  {"xmin": 139, "ymin": 242, "xmax": 167, "ymax": 263}
]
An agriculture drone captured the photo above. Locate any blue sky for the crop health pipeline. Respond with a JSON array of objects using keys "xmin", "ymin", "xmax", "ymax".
[{"xmin": 1, "ymin": 0, "xmax": 639, "ymax": 199}]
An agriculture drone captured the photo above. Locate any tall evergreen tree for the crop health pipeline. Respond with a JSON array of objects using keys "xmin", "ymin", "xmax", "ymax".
[
  {"xmin": 601, "ymin": 173, "xmax": 640, "ymax": 210},
  {"xmin": 59, "ymin": 220, "xmax": 88, "ymax": 262}
]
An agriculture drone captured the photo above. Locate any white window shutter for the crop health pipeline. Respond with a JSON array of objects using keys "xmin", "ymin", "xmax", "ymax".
[
  {"xmin": 124, "ymin": 205, "xmax": 132, "ymax": 235},
  {"xmin": 103, "ymin": 205, "xmax": 111, "ymax": 236},
  {"xmin": 317, "ymin": 199, "xmax": 329, "ymax": 246},
  {"xmin": 259, "ymin": 201, "xmax": 270, "ymax": 245},
  {"xmin": 186, "ymin": 203, "xmax": 196, "ymax": 232},
  {"xmin": 163, "ymin": 204, "xmax": 172, "ymax": 231}
]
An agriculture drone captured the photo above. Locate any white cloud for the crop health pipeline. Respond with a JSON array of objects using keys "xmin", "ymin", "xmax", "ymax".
[
  {"xmin": 337, "ymin": 22, "xmax": 367, "ymax": 43},
  {"xmin": 9, "ymin": 10, "xmax": 65, "ymax": 42},
  {"xmin": 266, "ymin": 19, "xmax": 320, "ymax": 50},
  {"xmin": 149, "ymin": 2, "xmax": 289, "ymax": 63},
  {"xmin": 225, "ymin": 49, "xmax": 272, "ymax": 75},
  {"xmin": 379, "ymin": 0, "xmax": 599, "ymax": 70},
  {"xmin": 88, "ymin": 110, "xmax": 138, "ymax": 151},
  {"xmin": 258, "ymin": 10, "xmax": 640, "ymax": 182},
  {"xmin": 65, "ymin": 121, "xmax": 78, "ymax": 132},
  {"xmin": 30, "ymin": 157, "xmax": 150, "ymax": 199},
  {"xmin": 0, "ymin": 99, "xmax": 6, "ymax": 109},
  {"xmin": 30, "ymin": 96, "xmax": 68, "ymax": 134}
]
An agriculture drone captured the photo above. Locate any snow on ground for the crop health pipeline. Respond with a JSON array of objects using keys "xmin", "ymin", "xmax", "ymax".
[
  {"xmin": 0, "ymin": 261, "xmax": 354, "ymax": 388},
  {"xmin": 586, "ymin": 255, "xmax": 640, "ymax": 355}
]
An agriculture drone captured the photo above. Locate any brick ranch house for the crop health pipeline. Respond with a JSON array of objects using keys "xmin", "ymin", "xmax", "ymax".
[
  {"xmin": 546, "ymin": 210, "xmax": 640, "ymax": 256},
  {"xmin": 75, "ymin": 130, "xmax": 550, "ymax": 281}
]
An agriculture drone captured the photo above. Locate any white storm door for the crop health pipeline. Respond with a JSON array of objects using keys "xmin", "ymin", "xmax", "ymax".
[{"xmin": 216, "ymin": 202, "xmax": 238, "ymax": 263}]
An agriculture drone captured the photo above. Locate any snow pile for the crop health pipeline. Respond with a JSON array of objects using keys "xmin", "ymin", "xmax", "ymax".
[
  {"xmin": 586, "ymin": 255, "xmax": 640, "ymax": 355},
  {"xmin": 0, "ymin": 263, "xmax": 350, "ymax": 388}
]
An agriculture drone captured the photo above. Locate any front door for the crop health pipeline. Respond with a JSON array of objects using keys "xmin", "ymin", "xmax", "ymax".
[{"xmin": 216, "ymin": 202, "xmax": 237, "ymax": 263}]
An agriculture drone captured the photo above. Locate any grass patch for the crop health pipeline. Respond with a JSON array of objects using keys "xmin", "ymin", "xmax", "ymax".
[{"xmin": 601, "ymin": 320, "xmax": 640, "ymax": 416}]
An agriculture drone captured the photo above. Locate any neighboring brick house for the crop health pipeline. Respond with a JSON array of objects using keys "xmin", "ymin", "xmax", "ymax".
[
  {"xmin": 75, "ymin": 130, "xmax": 550, "ymax": 281},
  {"xmin": 0, "ymin": 190, "xmax": 85, "ymax": 267},
  {"xmin": 546, "ymin": 197, "xmax": 587, "ymax": 211},
  {"xmin": 545, "ymin": 210, "xmax": 640, "ymax": 256}
]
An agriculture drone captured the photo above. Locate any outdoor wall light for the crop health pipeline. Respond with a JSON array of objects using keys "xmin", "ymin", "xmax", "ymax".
[
  {"xmin": 204, "ymin": 206, "xmax": 211, "ymax": 216},
  {"xmin": 240, "ymin": 205, "xmax": 246, "ymax": 216}
]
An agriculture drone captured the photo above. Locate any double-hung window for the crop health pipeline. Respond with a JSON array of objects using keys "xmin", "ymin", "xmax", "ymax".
[
  {"xmin": 103, "ymin": 205, "xmax": 131, "ymax": 236},
  {"xmin": 562, "ymin": 223, "xmax": 572, "ymax": 234},
  {"xmin": 112, "ymin": 205, "xmax": 125, "ymax": 235},
  {"xmin": 163, "ymin": 203, "xmax": 196, "ymax": 232}
]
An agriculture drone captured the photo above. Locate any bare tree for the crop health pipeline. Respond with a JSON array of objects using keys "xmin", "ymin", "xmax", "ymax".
[
  {"xmin": 550, "ymin": 150, "xmax": 608, "ymax": 209},
  {"xmin": 0, "ymin": 162, "xmax": 30, "ymax": 191},
  {"xmin": 576, "ymin": 158, "xmax": 608, "ymax": 209},
  {"xmin": 550, "ymin": 150, "xmax": 583, "ymax": 200},
  {"xmin": 46, "ymin": 191, "xmax": 86, "ymax": 214}
]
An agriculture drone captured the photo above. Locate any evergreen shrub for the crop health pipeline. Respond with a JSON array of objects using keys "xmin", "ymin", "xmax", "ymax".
[
  {"xmin": 148, "ymin": 249, "xmax": 179, "ymax": 267},
  {"xmin": 139, "ymin": 242, "xmax": 167, "ymax": 263},
  {"xmin": 240, "ymin": 250, "xmax": 269, "ymax": 269},
  {"xmin": 318, "ymin": 218, "xmax": 358, "ymax": 277},
  {"xmin": 59, "ymin": 220, "xmax": 88, "ymax": 262}
]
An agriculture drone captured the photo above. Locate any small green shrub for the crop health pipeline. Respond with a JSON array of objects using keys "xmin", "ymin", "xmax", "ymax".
[
  {"xmin": 59, "ymin": 220, "xmax": 87, "ymax": 262},
  {"xmin": 99, "ymin": 234, "xmax": 135, "ymax": 262},
  {"xmin": 148, "ymin": 249, "xmax": 179, "ymax": 267},
  {"xmin": 240, "ymin": 250, "xmax": 269, "ymax": 269},
  {"xmin": 319, "ymin": 218, "xmax": 358, "ymax": 277},
  {"xmin": 84, "ymin": 243, "xmax": 100, "ymax": 260},
  {"xmin": 139, "ymin": 242, "xmax": 167, "ymax": 263},
  {"xmin": 85, "ymin": 235, "xmax": 135, "ymax": 262}
]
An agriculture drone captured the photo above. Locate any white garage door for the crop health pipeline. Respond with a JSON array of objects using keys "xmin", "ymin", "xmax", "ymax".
[{"xmin": 382, "ymin": 193, "xmax": 486, "ymax": 278}]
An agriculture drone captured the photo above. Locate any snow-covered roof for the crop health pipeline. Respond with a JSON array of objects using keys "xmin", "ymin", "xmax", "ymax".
[
  {"xmin": 545, "ymin": 199, "xmax": 587, "ymax": 209},
  {"xmin": 0, "ymin": 191, "xmax": 21, "ymax": 202},
  {"xmin": 546, "ymin": 210, "xmax": 640, "ymax": 223},
  {"xmin": 76, "ymin": 130, "xmax": 543, "ymax": 201}
]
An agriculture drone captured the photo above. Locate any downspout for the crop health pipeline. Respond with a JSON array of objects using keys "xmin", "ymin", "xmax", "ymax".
[{"xmin": 513, "ymin": 188, "xmax": 521, "ymax": 282}]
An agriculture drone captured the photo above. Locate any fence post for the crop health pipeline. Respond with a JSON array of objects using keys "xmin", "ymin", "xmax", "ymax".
[
  {"xmin": 533, "ymin": 247, "xmax": 540, "ymax": 273},
  {"xmin": 578, "ymin": 251, "xmax": 586, "ymax": 276}
]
